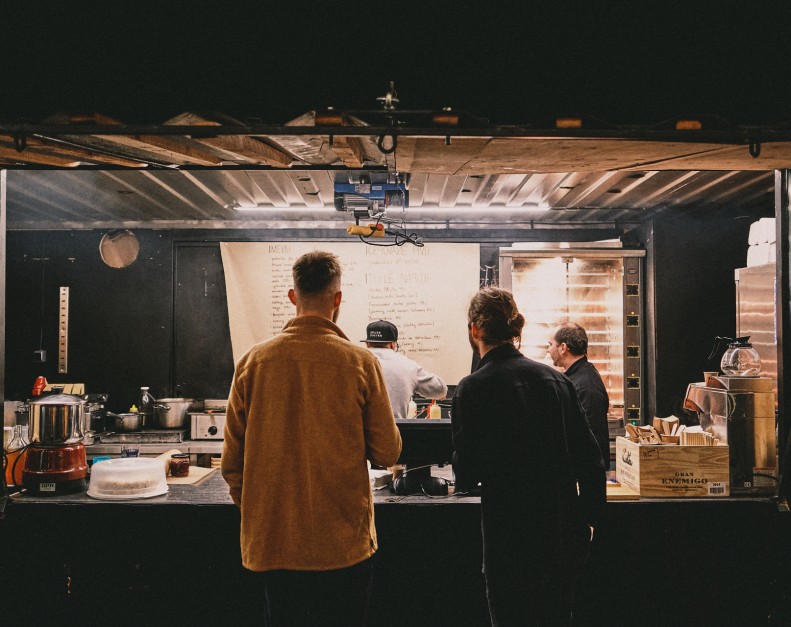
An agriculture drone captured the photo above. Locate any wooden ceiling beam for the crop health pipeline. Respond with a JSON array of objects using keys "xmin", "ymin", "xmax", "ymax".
[
  {"xmin": 0, "ymin": 134, "xmax": 147, "ymax": 167},
  {"xmin": 94, "ymin": 134, "xmax": 224, "ymax": 166},
  {"xmin": 314, "ymin": 111, "xmax": 366, "ymax": 168},
  {"xmin": 164, "ymin": 112, "xmax": 293, "ymax": 167},
  {"xmin": 0, "ymin": 144, "xmax": 83, "ymax": 167},
  {"xmin": 195, "ymin": 135, "xmax": 293, "ymax": 167},
  {"xmin": 42, "ymin": 113, "xmax": 222, "ymax": 166},
  {"xmin": 328, "ymin": 137, "xmax": 365, "ymax": 168}
]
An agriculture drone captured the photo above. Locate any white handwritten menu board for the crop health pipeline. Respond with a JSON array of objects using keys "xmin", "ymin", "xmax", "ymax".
[{"xmin": 220, "ymin": 242, "xmax": 480, "ymax": 385}]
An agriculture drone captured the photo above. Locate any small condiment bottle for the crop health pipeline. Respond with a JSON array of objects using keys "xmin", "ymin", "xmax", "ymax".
[
  {"xmin": 5, "ymin": 424, "xmax": 29, "ymax": 486},
  {"xmin": 407, "ymin": 400, "xmax": 417, "ymax": 419},
  {"xmin": 170, "ymin": 453, "xmax": 190, "ymax": 478},
  {"xmin": 32, "ymin": 376, "xmax": 47, "ymax": 396},
  {"xmin": 429, "ymin": 402, "xmax": 442, "ymax": 420}
]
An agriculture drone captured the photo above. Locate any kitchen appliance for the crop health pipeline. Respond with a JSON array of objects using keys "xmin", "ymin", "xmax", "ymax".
[
  {"xmin": 684, "ymin": 376, "xmax": 776, "ymax": 494},
  {"xmin": 709, "ymin": 336, "xmax": 762, "ymax": 377},
  {"xmin": 499, "ymin": 245, "xmax": 645, "ymax": 460},
  {"xmin": 23, "ymin": 392, "xmax": 89, "ymax": 495},
  {"xmin": 84, "ymin": 393, "xmax": 109, "ymax": 433},
  {"xmin": 190, "ymin": 412, "xmax": 226, "ymax": 440},
  {"xmin": 735, "ymin": 264, "xmax": 778, "ymax": 393}
]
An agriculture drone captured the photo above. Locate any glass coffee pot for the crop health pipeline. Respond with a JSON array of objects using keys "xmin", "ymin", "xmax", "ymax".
[{"xmin": 709, "ymin": 336, "xmax": 762, "ymax": 376}]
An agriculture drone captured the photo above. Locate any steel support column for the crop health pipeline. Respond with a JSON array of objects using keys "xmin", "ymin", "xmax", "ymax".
[{"xmin": 775, "ymin": 170, "xmax": 790, "ymax": 497}]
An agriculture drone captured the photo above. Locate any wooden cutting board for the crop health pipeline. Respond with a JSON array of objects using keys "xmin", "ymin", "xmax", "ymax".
[
  {"xmin": 607, "ymin": 483, "xmax": 640, "ymax": 500},
  {"xmin": 166, "ymin": 466, "xmax": 216, "ymax": 485}
]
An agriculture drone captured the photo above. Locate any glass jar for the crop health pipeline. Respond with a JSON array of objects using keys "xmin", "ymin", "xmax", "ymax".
[
  {"xmin": 169, "ymin": 453, "xmax": 190, "ymax": 478},
  {"xmin": 4, "ymin": 424, "xmax": 29, "ymax": 487}
]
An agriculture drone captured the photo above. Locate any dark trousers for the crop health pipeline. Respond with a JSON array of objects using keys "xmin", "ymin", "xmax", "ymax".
[
  {"xmin": 249, "ymin": 556, "xmax": 374, "ymax": 627},
  {"xmin": 484, "ymin": 545, "xmax": 589, "ymax": 627}
]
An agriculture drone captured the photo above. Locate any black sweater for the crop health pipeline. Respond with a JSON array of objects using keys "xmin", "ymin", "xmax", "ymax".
[
  {"xmin": 564, "ymin": 355, "xmax": 611, "ymax": 469},
  {"xmin": 452, "ymin": 344, "xmax": 606, "ymax": 573}
]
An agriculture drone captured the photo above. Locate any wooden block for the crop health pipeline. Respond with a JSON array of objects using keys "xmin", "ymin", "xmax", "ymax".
[
  {"xmin": 166, "ymin": 466, "xmax": 216, "ymax": 485},
  {"xmin": 624, "ymin": 423, "xmax": 640, "ymax": 441},
  {"xmin": 615, "ymin": 436, "xmax": 729, "ymax": 497},
  {"xmin": 607, "ymin": 483, "xmax": 641, "ymax": 501}
]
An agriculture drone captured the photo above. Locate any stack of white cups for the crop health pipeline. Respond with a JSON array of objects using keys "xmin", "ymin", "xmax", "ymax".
[{"xmin": 746, "ymin": 218, "xmax": 776, "ymax": 267}]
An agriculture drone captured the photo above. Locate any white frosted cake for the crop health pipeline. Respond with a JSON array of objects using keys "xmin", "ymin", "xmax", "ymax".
[{"xmin": 88, "ymin": 457, "xmax": 168, "ymax": 500}]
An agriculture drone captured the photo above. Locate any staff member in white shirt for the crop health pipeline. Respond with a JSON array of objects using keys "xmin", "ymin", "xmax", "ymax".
[{"xmin": 363, "ymin": 320, "xmax": 448, "ymax": 420}]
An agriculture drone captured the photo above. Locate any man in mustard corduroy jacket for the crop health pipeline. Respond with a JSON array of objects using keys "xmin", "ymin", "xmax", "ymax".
[{"xmin": 222, "ymin": 250, "xmax": 402, "ymax": 627}]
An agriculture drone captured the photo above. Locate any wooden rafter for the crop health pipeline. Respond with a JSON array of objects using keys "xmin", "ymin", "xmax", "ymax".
[
  {"xmin": 196, "ymin": 134, "xmax": 293, "ymax": 167},
  {"xmin": 164, "ymin": 112, "xmax": 293, "ymax": 167},
  {"xmin": 47, "ymin": 113, "xmax": 223, "ymax": 166},
  {"xmin": 314, "ymin": 111, "xmax": 366, "ymax": 168},
  {"xmin": 0, "ymin": 136, "xmax": 144, "ymax": 167},
  {"xmin": 95, "ymin": 134, "xmax": 224, "ymax": 166}
]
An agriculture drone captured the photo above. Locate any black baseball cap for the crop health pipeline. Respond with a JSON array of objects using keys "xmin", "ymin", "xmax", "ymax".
[{"xmin": 362, "ymin": 320, "xmax": 398, "ymax": 343}]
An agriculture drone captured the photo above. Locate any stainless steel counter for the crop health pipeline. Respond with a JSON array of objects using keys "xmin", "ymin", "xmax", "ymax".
[
  {"xmin": 9, "ymin": 465, "xmax": 478, "ymax": 506},
  {"xmin": 86, "ymin": 441, "xmax": 224, "ymax": 457}
]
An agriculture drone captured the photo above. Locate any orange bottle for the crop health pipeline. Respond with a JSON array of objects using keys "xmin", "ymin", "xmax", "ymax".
[{"xmin": 4, "ymin": 425, "xmax": 28, "ymax": 488}]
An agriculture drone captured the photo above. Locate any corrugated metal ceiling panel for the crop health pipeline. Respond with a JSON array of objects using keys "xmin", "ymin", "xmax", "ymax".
[{"xmin": 4, "ymin": 169, "xmax": 773, "ymax": 230}]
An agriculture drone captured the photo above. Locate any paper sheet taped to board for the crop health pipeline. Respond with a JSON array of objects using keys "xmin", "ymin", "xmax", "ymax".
[{"xmin": 220, "ymin": 242, "xmax": 480, "ymax": 385}]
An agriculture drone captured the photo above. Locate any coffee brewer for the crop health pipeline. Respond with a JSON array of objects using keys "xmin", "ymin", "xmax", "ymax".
[{"xmin": 684, "ymin": 376, "xmax": 776, "ymax": 495}]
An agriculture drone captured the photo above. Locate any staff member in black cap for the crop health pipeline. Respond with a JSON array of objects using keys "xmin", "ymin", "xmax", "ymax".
[{"xmin": 363, "ymin": 320, "xmax": 447, "ymax": 420}]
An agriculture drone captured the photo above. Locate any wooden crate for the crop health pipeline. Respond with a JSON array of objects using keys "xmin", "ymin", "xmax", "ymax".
[{"xmin": 615, "ymin": 436, "xmax": 730, "ymax": 497}]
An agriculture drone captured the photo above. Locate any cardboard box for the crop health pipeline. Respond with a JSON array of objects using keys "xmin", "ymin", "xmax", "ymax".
[{"xmin": 615, "ymin": 436, "xmax": 730, "ymax": 497}]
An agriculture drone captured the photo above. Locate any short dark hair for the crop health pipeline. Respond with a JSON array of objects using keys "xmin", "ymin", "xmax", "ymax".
[
  {"xmin": 468, "ymin": 287, "xmax": 525, "ymax": 346},
  {"xmin": 554, "ymin": 322, "xmax": 588, "ymax": 356},
  {"xmin": 292, "ymin": 251, "xmax": 342, "ymax": 295}
]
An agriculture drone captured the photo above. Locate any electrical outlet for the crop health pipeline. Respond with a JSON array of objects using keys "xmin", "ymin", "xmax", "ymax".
[{"xmin": 33, "ymin": 349, "xmax": 47, "ymax": 362}]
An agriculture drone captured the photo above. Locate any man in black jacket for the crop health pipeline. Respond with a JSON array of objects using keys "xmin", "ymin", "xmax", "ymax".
[
  {"xmin": 452, "ymin": 289, "xmax": 606, "ymax": 627},
  {"xmin": 548, "ymin": 322, "xmax": 611, "ymax": 470}
]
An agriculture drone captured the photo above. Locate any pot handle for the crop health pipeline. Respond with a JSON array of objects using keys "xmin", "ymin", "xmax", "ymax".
[{"xmin": 154, "ymin": 403, "xmax": 171, "ymax": 413}]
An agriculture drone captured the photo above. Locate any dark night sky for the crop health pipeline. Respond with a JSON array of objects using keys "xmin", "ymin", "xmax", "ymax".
[{"xmin": 2, "ymin": 1, "xmax": 791, "ymax": 126}]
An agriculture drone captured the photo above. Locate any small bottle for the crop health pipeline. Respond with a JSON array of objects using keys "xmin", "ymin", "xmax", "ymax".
[
  {"xmin": 429, "ymin": 402, "xmax": 442, "ymax": 420},
  {"xmin": 4, "ymin": 424, "xmax": 29, "ymax": 487},
  {"xmin": 407, "ymin": 400, "xmax": 417, "ymax": 419},
  {"xmin": 139, "ymin": 387, "xmax": 154, "ymax": 429},
  {"xmin": 32, "ymin": 376, "xmax": 47, "ymax": 396}
]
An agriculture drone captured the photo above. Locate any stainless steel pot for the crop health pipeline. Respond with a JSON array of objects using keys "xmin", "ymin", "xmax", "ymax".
[
  {"xmin": 154, "ymin": 398, "xmax": 194, "ymax": 429},
  {"xmin": 28, "ymin": 393, "xmax": 85, "ymax": 445},
  {"xmin": 112, "ymin": 412, "xmax": 143, "ymax": 432}
]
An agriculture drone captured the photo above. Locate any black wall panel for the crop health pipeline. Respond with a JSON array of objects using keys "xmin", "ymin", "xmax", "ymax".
[
  {"xmin": 650, "ymin": 205, "xmax": 774, "ymax": 418},
  {"xmin": 173, "ymin": 244, "xmax": 234, "ymax": 400},
  {"xmin": 3, "ymin": 215, "xmax": 770, "ymax": 419},
  {"xmin": 6, "ymin": 231, "xmax": 173, "ymax": 413}
]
